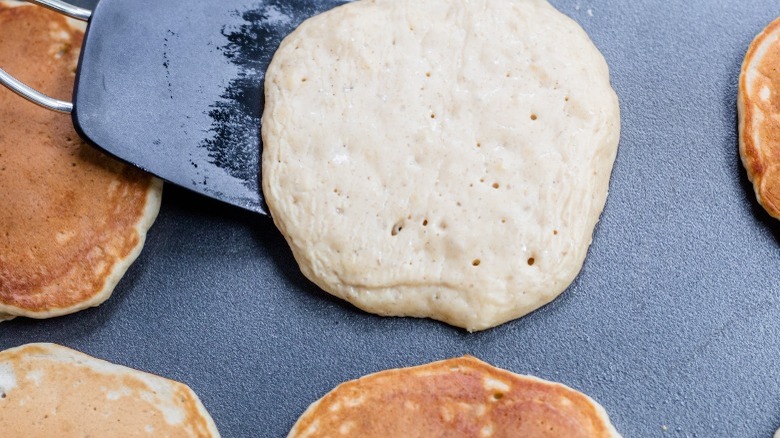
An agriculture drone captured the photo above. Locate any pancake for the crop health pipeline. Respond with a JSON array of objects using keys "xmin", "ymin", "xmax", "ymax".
[
  {"xmin": 0, "ymin": 2, "xmax": 162, "ymax": 320},
  {"xmin": 262, "ymin": 0, "xmax": 620, "ymax": 331},
  {"xmin": 288, "ymin": 356, "xmax": 621, "ymax": 437},
  {"xmin": 739, "ymin": 17, "xmax": 780, "ymax": 219},
  {"xmin": 0, "ymin": 343, "xmax": 220, "ymax": 437}
]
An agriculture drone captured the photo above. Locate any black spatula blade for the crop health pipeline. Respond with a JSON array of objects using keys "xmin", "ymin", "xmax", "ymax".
[{"xmin": 72, "ymin": 0, "xmax": 344, "ymax": 214}]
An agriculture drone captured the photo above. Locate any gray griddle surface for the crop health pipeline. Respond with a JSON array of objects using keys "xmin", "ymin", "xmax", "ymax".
[{"xmin": 2, "ymin": 1, "xmax": 780, "ymax": 436}]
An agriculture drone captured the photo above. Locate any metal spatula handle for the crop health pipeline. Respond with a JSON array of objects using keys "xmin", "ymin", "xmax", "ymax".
[
  {"xmin": 25, "ymin": 0, "xmax": 91, "ymax": 20},
  {"xmin": 0, "ymin": 0, "xmax": 91, "ymax": 114}
]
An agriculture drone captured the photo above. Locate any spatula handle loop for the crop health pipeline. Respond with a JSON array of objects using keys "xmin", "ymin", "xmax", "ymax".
[
  {"xmin": 23, "ymin": 0, "xmax": 91, "ymax": 21},
  {"xmin": 0, "ymin": 69, "xmax": 73, "ymax": 113},
  {"xmin": 0, "ymin": 0, "xmax": 91, "ymax": 113}
]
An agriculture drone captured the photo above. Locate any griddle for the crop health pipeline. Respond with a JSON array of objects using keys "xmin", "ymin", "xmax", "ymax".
[{"xmin": 2, "ymin": 0, "xmax": 780, "ymax": 436}]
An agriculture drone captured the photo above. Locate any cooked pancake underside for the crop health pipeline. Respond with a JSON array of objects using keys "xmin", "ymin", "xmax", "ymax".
[
  {"xmin": 288, "ymin": 356, "xmax": 621, "ymax": 437},
  {"xmin": 0, "ymin": 2, "xmax": 162, "ymax": 321},
  {"xmin": 0, "ymin": 343, "xmax": 220, "ymax": 437},
  {"xmin": 738, "ymin": 17, "xmax": 780, "ymax": 219}
]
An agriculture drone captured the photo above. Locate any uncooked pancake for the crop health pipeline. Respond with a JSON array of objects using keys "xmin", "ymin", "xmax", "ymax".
[
  {"xmin": 739, "ymin": 17, "xmax": 780, "ymax": 219},
  {"xmin": 0, "ymin": 3, "xmax": 162, "ymax": 320},
  {"xmin": 0, "ymin": 343, "xmax": 220, "ymax": 437},
  {"xmin": 262, "ymin": 0, "xmax": 620, "ymax": 331},
  {"xmin": 288, "ymin": 356, "xmax": 621, "ymax": 437}
]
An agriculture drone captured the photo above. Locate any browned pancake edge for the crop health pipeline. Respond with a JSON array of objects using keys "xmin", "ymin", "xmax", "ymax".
[
  {"xmin": 0, "ymin": 343, "xmax": 219, "ymax": 437},
  {"xmin": 0, "ymin": 3, "xmax": 162, "ymax": 319},
  {"xmin": 739, "ymin": 16, "xmax": 780, "ymax": 219},
  {"xmin": 288, "ymin": 356, "xmax": 621, "ymax": 438}
]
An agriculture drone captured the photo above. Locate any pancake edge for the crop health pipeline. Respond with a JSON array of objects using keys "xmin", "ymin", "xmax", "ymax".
[
  {"xmin": 738, "ymin": 16, "xmax": 780, "ymax": 219},
  {"xmin": 261, "ymin": 0, "xmax": 621, "ymax": 332},
  {"xmin": 0, "ymin": 342, "xmax": 220, "ymax": 437},
  {"xmin": 287, "ymin": 355, "xmax": 621, "ymax": 438},
  {"xmin": 0, "ymin": 2, "xmax": 163, "ymax": 320},
  {"xmin": 0, "ymin": 179, "xmax": 163, "ymax": 320}
]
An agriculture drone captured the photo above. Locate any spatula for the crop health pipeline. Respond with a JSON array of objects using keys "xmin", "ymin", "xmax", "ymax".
[{"xmin": 0, "ymin": 0, "xmax": 344, "ymax": 214}]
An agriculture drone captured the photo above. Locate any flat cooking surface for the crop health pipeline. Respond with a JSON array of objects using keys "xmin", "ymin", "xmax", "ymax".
[{"xmin": 2, "ymin": 0, "xmax": 780, "ymax": 436}]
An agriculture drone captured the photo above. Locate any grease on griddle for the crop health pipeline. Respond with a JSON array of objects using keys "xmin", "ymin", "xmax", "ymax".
[
  {"xmin": 162, "ymin": 30, "xmax": 178, "ymax": 100},
  {"xmin": 198, "ymin": 1, "xmax": 346, "ymax": 197}
]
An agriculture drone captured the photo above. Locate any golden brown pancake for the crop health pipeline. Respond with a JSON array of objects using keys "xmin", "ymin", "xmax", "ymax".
[
  {"xmin": 739, "ymin": 17, "xmax": 780, "ymax": 219},
  {"xmin": 0, "ymin": 3, "xmax": 162, "ymax": 320},
  {"xmin": 0, "ymin": 343, "xmax": 220, "ymax": 437},
  {"xmin": 289, "ymin": 356, "xmax": 621, "ymax": 437}
]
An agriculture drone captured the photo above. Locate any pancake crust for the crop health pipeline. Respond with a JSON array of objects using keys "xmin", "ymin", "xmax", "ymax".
[
  {"xmin": 288, "ymin": 356, "xmax": 621, "ymax": 437},
  {"xmin": 739, "ymin": 17, "xmax": 780, "ymax": 219},
  {"xmin": 262, "ymin": 0, "xmax": 620, "ymax": 331},
  {"xmin": 0, "ymin": 3, "xmax": 162, "ymax": 320},
  {"xmin": 0, "ymin": 343, "xmax": 220, "ymax": 437}
]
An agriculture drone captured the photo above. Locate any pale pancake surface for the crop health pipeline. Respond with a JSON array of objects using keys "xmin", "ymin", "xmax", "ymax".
[
  {"xmin": 288, "ymin": 356, "xmax": 621, "ymax": 437},
  {"xmin": 0, "ymin": 343, "xmax": 219, "ymax": 437},
  {"xmin": 739, "ymin": 17, "xmax": 780, "ymax": 219},
  {"xmin": 0, "ymin": 3, "xmax": 162, "ymax": 321},
  {"xmin": 262, "ymin": 0, "xmax": 620, "ymax": 331}
]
